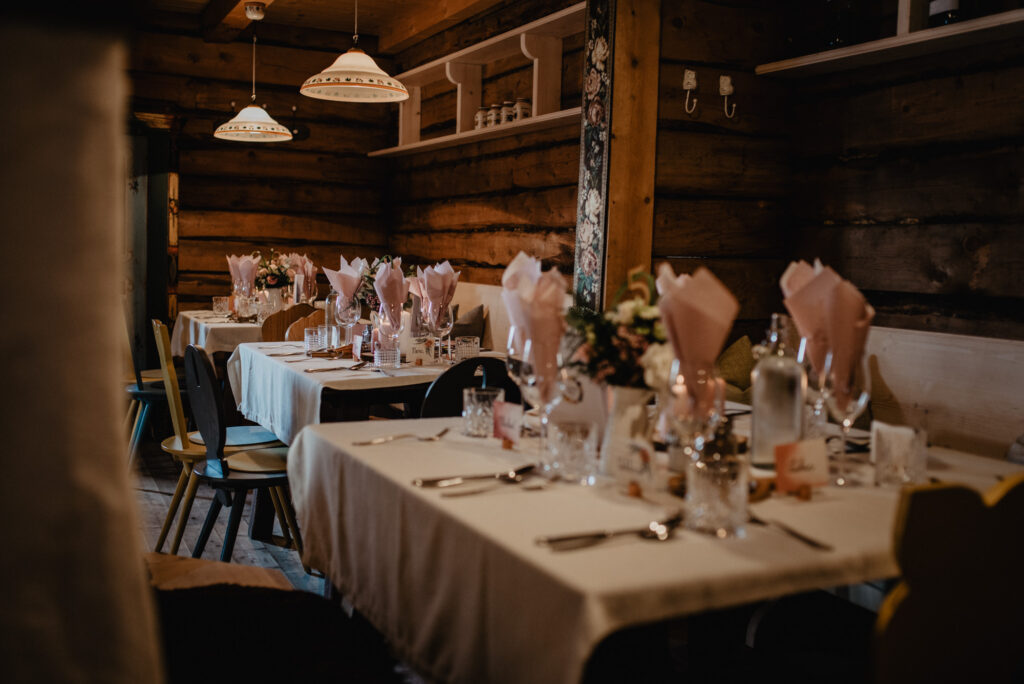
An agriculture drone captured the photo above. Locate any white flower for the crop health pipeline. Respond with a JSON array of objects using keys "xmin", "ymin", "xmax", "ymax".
[
  {"xmin": 640, "ymin": 342, "xmax": 674, "ymax": 391},
  {"xmin": 637, "ymin": 305, "xmax": 660, "ymax": 321},
  {"xmin": 592, "ymin": 37, "xmax": 609, "ymax": 72},
  {"xmin": 585, "ymin": 188, "xmax": 602, "ymax": 224},
  {"xmin": 607, "ymin": 298, "xmax": 641, "ymax": 325}
]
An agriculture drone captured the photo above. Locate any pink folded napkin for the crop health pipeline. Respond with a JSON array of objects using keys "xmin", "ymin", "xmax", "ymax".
[
  {"xmin": 825, "ymin": 279, "xmax": 874, "ymax": 410},
  {"xmin": 658, "ymin": 265, "xmax": 739, "ymax": 388},
  {"xmin": 226, "ymin": 255, "xmax": 240, "ymax": 285},
  {"xmin": 417, "ymin": 261, "xmax": 460, "ymax": 324},
  {"xmin": 373, "ymin": 258, "xmax": 409, "ymax": 329},
  {"xmin": 780, "ymin": 259, "xmax": 842, "ymax": 378},
  {"xmin": 522, "ymin": 269, "xmax": 568, "ymax": 403},
  {"xmin": 655, "ymin": 262, "xmax": 690, "ymax": 296},
  {"xmin": 235, "ymin": 255, "xmax": 259, "ymax": 293},
  {"xmin": 323, "ymin": 255, "xmax": 366, "ymax": 301},
  {"xmin": 501, "ymin": 251, "xmax": 543, "ymax": 350}
]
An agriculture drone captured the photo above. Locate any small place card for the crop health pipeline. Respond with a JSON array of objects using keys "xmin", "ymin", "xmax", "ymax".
[
  {"xmin": 493, "ymin": 401, "xmax": 523, "ymax": 448},
  {"xmin": 774, "ymin": 438, "xmax": 829, "ymax": 493},
  {"xmin": 409, "ymin": 337, "xmax": 433, "ymax": 366}
]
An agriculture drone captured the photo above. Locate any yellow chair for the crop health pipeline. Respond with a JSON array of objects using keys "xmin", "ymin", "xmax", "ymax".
[
  {"xmin": 875, "ymin": 472, "xmax": 1024, "ymax": 683},
  {"xmin": 285, "ymin": 309, "xmax": 326, "ymax": 342},
  {"xmin": 151, "ymin": 320, "xmax": 283, "ymax": 554}
]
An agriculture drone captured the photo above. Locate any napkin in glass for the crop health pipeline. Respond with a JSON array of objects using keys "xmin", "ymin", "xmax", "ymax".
[
  {"xmin": 373, "ymin": 257, "xmax": 409, "ymax": 329},
  {"xmin": 825, "ymin": 278, "xmax": 874, "ymax": 410},
  {"xmin": 500, "ymin": 251, "xmax": 543, "ymax": 348},
  {"xmin": 781, "ymin": 259, "xmax": 842, "ymax": 379},
  {"xmin": 323, "ymin": 255, "xmax": 366, "ymax": 301},
  {"xmin": 418, "ymin": 261, "xmax": 460, "ymax": 325},
  {"xmin": 522, "ymin": 268, "xmax": 568, "ymax": 402},
  {"xmin": 658, "ymin": 265, "xmax": 739, "ymax": 375}
]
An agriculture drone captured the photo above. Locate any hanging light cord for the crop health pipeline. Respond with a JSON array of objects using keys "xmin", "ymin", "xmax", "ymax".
[
  {"xmin": 353, "ymin": 0, "xmax": 359, "ymax": 46},
  {"xmin": 251, "ymin": 34, "xmax": 257, "ymax": 102}
]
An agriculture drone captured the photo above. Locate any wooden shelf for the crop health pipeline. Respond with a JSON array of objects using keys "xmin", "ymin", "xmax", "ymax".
[
  {"xmin": 756, "ymin": 8, "xmax": 1024, "ymax": 77},
  {"xmin": 369, "ymin": 2, "xmax": 585, "ymax": 156},
  {"xmin": 368, "ymin": 107, "xmax": 581, "ymax": 157}
]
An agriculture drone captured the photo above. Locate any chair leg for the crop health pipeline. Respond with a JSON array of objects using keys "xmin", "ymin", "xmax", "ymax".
[
  {"xmin": 221, "ymin": 489, "xmax": 248, "ymax": 562},
  {"xmin": 170, "ymin": 469, "xmax": 200, "ymax": 555},
  {"xmin": 266, "ymin": 486, "xmax": 292, "ymax": 547},
  {"xmin": 276, "ymin": 486, "xmax": 304, "ymax": 556},
  {"xmin": 155, "ymin": 462, "xmax": 191, "ymax": 553},
  {"xmin": 123, "ymin": 399, "xmax": 139, "ymax": 440},
  {"xmin": 192, "ymin": 491, "xmax": 224, "ymax": 559},
  {"xmin": 128, "ymin": 402, "xmax": 151, "ymax": 470}
]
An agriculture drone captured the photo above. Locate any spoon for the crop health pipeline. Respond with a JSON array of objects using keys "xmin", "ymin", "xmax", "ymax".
[{"xmin": 535, "ymin": 512, "xmax": 683, "ymax": 551}]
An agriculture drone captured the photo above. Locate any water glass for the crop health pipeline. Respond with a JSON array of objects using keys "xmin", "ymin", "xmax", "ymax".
[
  {"xmin": 374, "ymin": 347, "xmax": 400, "ymax": 369},
  {"xmin": 454, "ymin": 336, "xmax": 480, "ymax": 362},
  {"xmin": 321, "ymin": 324, "xmax": 341, "ymax": 351},
  {"xmin": 685, "ymin": 454, "xmax": 748, "ymax": 538},
  {"xmin": 212, "ymin": 296, "xmax": 230, "ymax": 315},
  {"xmin": 549, "ymin": 422, "xmax": 597, "ymax": 484},
  {"xmin": 304, "ymin": 327, "xmax": 322, "ymax": 356},
  {"xmin": 462, "ymin": 387, "xmax": 504, "ymax": 437},
  {"xmin": 874, "ymin": 424, "xmax": 927, "ymax": 486}
]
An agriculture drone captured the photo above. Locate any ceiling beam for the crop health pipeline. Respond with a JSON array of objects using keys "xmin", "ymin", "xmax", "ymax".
[
  {"xmin": 378, "ymin": 0, "xmax": 504, "ymax": 55},
  {"xmin": 202, "ymin": 0, "xmax": 276, "ymax": 43}
]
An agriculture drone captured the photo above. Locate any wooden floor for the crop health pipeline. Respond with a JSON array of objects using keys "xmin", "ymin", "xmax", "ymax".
[{"xmin": 133, "ymin": 440, "xmax": 322, "ymax": 594}]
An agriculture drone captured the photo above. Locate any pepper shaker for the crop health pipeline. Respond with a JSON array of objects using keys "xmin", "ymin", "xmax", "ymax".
[
  {"xmin": 514, "ymin": 97, "xmax": 531, "ymax": 121},
  {"xmin": 473, "ymin": 106, "xmax": 487, "ymax": 130},
  {"xmin": 500, "ymin": 101, "xmax": 515, "ymax": 124},
  {"xmin": 486, "ymin": 103, "xmax": 501, "ymax": 127}
]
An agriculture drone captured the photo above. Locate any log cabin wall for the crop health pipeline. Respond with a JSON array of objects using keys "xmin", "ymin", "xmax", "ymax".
[
  {"xmin": 652, "ymin": 1, "xmax": 792, "ymax": 341},
  {"xmin": 790, "ymin": 38, "xmax": 1024, "ymax": 341},
  {"xmin": 129, "ymin": 20, "xmax": 394, "ymax": 312},
  {"xmin": 385, "ymin": 0, "xmax": 583, "ymax": 284}
]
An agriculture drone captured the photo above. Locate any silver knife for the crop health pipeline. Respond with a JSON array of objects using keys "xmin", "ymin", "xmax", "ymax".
[{"xmin": 412, "ymin": 464, "xmax": 536, "ymax": 488}]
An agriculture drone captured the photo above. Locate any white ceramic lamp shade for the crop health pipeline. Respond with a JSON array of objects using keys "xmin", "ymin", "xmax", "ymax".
[
  {"xmin": 301, "ymin": 48, "xmax": 409, "ymax": 102},
  {"xmin": 214, "ymin": 104, "xmax": 292, "ymax": 142}
]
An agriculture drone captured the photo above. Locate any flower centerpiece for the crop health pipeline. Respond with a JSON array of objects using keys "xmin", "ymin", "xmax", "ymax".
[{"xmin": 255, "ymin": 250, "xmax": 293, "ymax": 290}]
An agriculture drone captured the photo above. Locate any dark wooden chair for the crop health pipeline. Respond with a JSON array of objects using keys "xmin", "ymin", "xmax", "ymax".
[
  {"xmin": 183, "ymin": 345, "xmax": 302, "ymax": 562},
  {"xmin": 260, "ymin": 302, "xmax": 314, "ymax": 341},
  {"xmin": 126, "ymin": 317, "xmax": 174, "ymax": 469},
  {"xmin": 420, "ymin": 357, "xmax": 521, "ymax": 418}
]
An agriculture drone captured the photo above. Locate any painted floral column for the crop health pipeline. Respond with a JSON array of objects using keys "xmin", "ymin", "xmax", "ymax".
[{"xmin": 574, "ymin": 0, "xmax": 615, "ymax": 309}]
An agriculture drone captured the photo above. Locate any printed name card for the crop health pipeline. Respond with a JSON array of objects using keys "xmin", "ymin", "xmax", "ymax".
[
  {"xmin": 408, "ymin": 338, "xmax": 433, "ymax": 366},
  {"xmin": 493, "ymin": 401, "xmax": 523, "ymax": 448},
  {"xmin": 774, "ymin": 438, "xmax": 829, "ymax": 493}
]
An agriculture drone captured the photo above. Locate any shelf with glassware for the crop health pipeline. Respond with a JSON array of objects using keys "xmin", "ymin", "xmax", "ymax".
[
  {"xmin": 756, "ymin": 4, "xmax": 1024, "ymax": 78},
  {"xmin": 367, "ymin": 2, "xmax": 585, "ymax": 158}
]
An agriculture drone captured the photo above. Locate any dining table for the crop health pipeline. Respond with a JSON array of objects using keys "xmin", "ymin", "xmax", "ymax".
[
  {"xmin": 286, "ymin": 413, "xmax": 1024, "ymax": 684},
  {"xmin": 170, "ymin": 309, "xmax": 262, "ymax": 357}
]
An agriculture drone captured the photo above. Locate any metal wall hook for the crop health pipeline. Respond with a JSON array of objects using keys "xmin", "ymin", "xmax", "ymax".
[
  {"xmin": 719, "ymin": 75, "xmax": 736, "ymax": 119},
  {"xmin": 683, "ymin": 69, "xmax": 698, "ymax": 115}
]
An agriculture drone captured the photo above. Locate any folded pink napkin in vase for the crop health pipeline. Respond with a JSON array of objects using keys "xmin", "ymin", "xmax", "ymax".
[
  {"xmin": 226, "ymin": 255, "xmax": 240, "ymax": 285},
  {"xmin": 236, "ymin": 256, "xmax": 258, "ymax": 293},
  {"xmin": 500, "ymin": 251, "xmax": 543, "ymax": 351},
  {"xmin": 655, "ymin": 261, "xmax": 690, "ymax": 296},
  {"xmin": 780, "ymin": 259, "xmax": 842, "ymax": 379},
  {"xmin": 825, "ymin": 279, "xmax": 874, "ymax": 411},
  {"xmin": 323, "ymin": 255, "xmax": 366, "ymax": 301},
  {"xmin": 658, "ymin": 266, "xmax": 739, "ymax": 401},
  {"xmin": 522, "ymin": 268, "xmax": 568, "ymax": 404},
  {"xmin": 373, "ymin": 258, "xmax": 409, "ymax": 329},
  {"xmin": 419, "ymin": 261, "xmax": 460, "ymax": 323}
]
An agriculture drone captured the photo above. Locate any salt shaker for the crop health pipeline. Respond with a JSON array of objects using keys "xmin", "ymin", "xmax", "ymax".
[
  {"xmin": 500, "ymin": 101, "xmax": 515, "ymax": 124},
  {"xmin": 514, "ymin": 97, "xmax": 531, "ymax": 120},
  {"xmin": 473, "ymin": 107, "xmax": 487, "ymax": 130},
  {"xmin": 486, "ymin": 104, "xmax": 501, "ymax": 127}
]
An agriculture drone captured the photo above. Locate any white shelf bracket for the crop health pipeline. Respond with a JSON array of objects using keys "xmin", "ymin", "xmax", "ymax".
[
  {"xmin": 898, "ymin": 0, "xmax": 929, "ymax": 35},
  {"xmin": 398, "ymin": 85, "xmax": 421, "ymax": 147},
  {"xmin": 445, "ymin": 61, "xmax": 483, "ymax": 134},
  {"xmin": 520, "ymin": 33, "xmax": 562, "ymax": 116}
]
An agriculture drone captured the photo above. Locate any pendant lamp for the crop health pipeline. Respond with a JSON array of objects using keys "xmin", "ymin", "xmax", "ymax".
[
  {"xmin": 300, "ymin": 0, "xmax": 409, "ymax": 103},
  {"xmin": 214, "ymin": 4, "xmax": 292, "ymax": 142}
]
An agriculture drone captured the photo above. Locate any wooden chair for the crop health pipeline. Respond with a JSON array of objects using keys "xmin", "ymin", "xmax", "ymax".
[
  {"xmin": 420, "ymin": 357, "xmax": 521, "ymax": 418},
  {"xmin": 183, "ymin": 345, "xmax": 303, "ymax": 562},
  {"xmin": 285, "ymin": 309, "xmax": 326, "ymax": 342},
  {"xmin": 126, "ymin": 317, "xmax": 171, "ymax": 469},
  {"xmin": 151, "ymin": 320, "xmax": 282, "ymax": 555},
  {"xmin": 260, "ymin": 302, "xmax": 314, "ymax": 342},
  {"xmin": 874, "ymin": 473, "xmax": 1024, "ymax": 683}
]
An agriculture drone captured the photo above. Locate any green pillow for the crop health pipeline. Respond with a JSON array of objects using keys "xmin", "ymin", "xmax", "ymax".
[{"xmin": 717, "ymin": 335, "xmax": 754, "ymax": 391}]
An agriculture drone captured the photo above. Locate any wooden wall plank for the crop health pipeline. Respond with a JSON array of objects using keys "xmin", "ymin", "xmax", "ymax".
[
  {"xmin": 177, "ymin": 114, "xmax": 392, "ymax": 155},
  {"xmin": 179, "ymin": 177, "xmax": 381, "ymax": 214},
  {"xmin": 653, "ymin": 197, "xmax": 786, "ymax": 258},
  {"xmin": 179, "ymin": 210, "xmax": 384, "ymax": 245},
  {"xmin": 654, "ymin": 257, "xmax": 786, "ymax": 322},
  {"xmin": 659, "ymin": 0, "xmax": 786, "ymax": 68},
  {"xmin": 179, "ymin": 147, "xmax": 386, "ymax": 184},
  {"xmin": 178, "ymin": 240, "xmax": 382, "ymax": 274},
  {"xmin": 392, "ymin": 186, "xmax": 578, "ymax": 232},
  {"xmin": 655, "ymin": 129, "xmax": 791, "ymax": 197},
  {"xmin": 390, "ymin": 227, "xmax": 573, "ymax": 269}
]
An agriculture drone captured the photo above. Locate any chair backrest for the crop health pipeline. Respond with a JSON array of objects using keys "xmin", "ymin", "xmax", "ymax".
[
  {"xmin": 420, "ymin": 357, "xmax": 522, "ymax": 418},
  {"xmin": 152, "ymin": 319, "xmax": 189, "ymax": 448},
  {"xmin": 261, "ymin": 303, "xmax": 314, "ymax": 342},
  {"xmin": 183, "ymin": 345, "xmax": 227, "ymax": 475},
  {"xmin": 874, "ymin": 472, "xmax": 1024, "ymax": 683},
  {"xmin": 285, "ymin": 309, "xmax": 326, "ymax": 342}
]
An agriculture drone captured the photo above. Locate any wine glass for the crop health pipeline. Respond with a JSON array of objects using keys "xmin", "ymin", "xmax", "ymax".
[
  {"xmin": 824, "ymin": 351, "xmax": 871, "ymax": 487},
  {"xmin": 798, "ymin": 336, "xmax": 830, "ymax": 438},
  {"xmin": 420, "ymin": 303, "xmax": 454, "ymax": 364},
  {"xmin": 519, "ymin": 337, "xmax": 565, "ymax": 471},
  {"xmin": 505, "ymin": 325, "xmax": 525, "ymax": 391},
  {"xmin": 372, "ymin": 306, "xmax": 404, "ymax": 369},
  {"xmin": 335, "ymin": 294, "xmax": 361, "ymax": 346}
]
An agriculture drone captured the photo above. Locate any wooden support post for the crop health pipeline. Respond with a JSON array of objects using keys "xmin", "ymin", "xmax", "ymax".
[
  {"xmin": 521, "ymin": 33, "xmax": 563, "ymax": 116},
  {"xmin": 445, "ymin": 62, "xmax": 482, "ymax": 134},
  {"xmin": 398, "ymin": 85, "xmax": 422, "ymax": 146}
]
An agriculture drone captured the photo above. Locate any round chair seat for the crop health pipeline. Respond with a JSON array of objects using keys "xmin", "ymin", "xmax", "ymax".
[
  {"xmin": 225, "ymin": 446, "xmax": 289, "ymax": 474},
  {"xmin": 161, "ymin": 430, "xmax": 281, "ymax": 459},
  {"xmin": 190, "ymin": 424, "xmax": 279, "ymax": 447}
]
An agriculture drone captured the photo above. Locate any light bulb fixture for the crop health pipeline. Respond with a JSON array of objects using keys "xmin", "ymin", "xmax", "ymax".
[
  {"xmin": 300, "ymin": 0, "xmax": 409, "ymax": 103},
  {"xmin": 214, "ymin": 3, "xmax": 292, "ymax": 142}
]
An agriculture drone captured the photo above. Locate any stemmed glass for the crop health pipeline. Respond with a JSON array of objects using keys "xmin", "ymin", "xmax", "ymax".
[
  {"xmin": 420, "ymin": 303, "xmax": 454, "ymax": 364},
  {"xmin": 518, "ymin": 337, "xmax": 564, "ymax": 470},
  {"xmin": 334, "ymin": 294, "xmax": 361, "ymax": 346},
  {"xmin": 371, "ymin": 306, "xmax": 404, "ymax": 369},
  {"xmin": 798, "ymin": 337, "xmax": 830, "ymax": 438},
  {"xmin": 824, "ymin": 351, "xmax": 871, "ymax": 487},
  {"xmin": 505, "ymin": 325, "xmax": 525, "ymax": 395},
  {"xmin": 666, "ymin": 359, "xmax": 724, "ymax": 452}
]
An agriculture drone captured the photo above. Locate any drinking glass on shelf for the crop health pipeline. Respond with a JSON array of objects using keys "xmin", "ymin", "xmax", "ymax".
[
  {"xmin": 335, "ymin": 294, "xmax": 361, "ymax": 346},
  {"xmin": 824, "ymin": 351, "xmax": 871, "ymax": 487}
]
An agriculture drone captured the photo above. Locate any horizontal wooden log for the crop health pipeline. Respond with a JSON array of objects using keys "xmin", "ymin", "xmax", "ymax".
[
  {"xmin": 660, "ymin": 0, "xmax": 785, "ymax": 69},
  {"xmin": 796, "ymin": 61, "xmax": 1024, "ymax": 157},
  {"xmin": 392, "ymin": 186, "xmax": 578, "ymax": 232},
  {"xmin": 177, "ymin": 272, "xmax": 330, "ymax": 300},
  {"xmin": 129, "ymin": 71, "xmax": 394, "ymax": 127},
  {"xmin": 177, "ymin": 114, "xmax": 391, "ymax": 155},
  {"xmin": 654, "ymin": 257, "xmax": 786, "ymax": 321},
  {"xmin": 653, "ymin": 197, "xmax": 787, "ymax": 257},
  {"xmin": 658, "ymin": 63, "xmax": 789, "ymax": 137},
  {"xmin": 179, "ymin": 210, "xmax": 385, "ymax": 246},
  {"xmin": 393, "ymin": 141, "xmax": 580, "ymax": 201},
  {"xmin": 865, "ymin": 291, "xmax": 1024, "ymax": 342},
  {"xmin": 796, "ymin": 223, "xmax": 1024, "ymax": 299},
  {"xmin": 390, "ymin": 227, "xmax": 574, "ymax": 269},
  {"xmin": 178, "ymin": 239, "xmax": 384, "ymax": 274},
  {"xmin": 655, "ymin": 130, "xmax": 790, "ymax": 198},
  {"xmin": 179, "ymin": 176, "xmax": 382, "ymax": 215},
  {"xmin": 179, "ymin": 147, "xmax": 387, "ymax": 184},
  {"xmin": 393, "ymin": 121, "xmax": 580, "ymax": 169},
  {"xmin": 794, "ymin": 143, "xmax": 1024, "ymax": 224}
]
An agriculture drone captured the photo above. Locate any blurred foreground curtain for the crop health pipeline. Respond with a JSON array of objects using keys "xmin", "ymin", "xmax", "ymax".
[{"xmin": 0, "ymin": 16, "xmax": 164, "ymax": 683}]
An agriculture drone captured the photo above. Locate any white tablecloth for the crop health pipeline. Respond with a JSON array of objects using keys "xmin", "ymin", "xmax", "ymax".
[
  {"xmin": 227, "ymin": 342, "xmax": 447, "ymax": 444},
  {"xmin": 170, "ymin": 309, "xmax": 261, "ymax": 356},
  {"xmin": 288, "ymin": 417, "xmax": 1023, "ymax": 684}
]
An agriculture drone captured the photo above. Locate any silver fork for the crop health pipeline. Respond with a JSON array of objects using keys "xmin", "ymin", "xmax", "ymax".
[{"xmin": 352, "ymin": 427, "xmax": 449, "ymax": 446}]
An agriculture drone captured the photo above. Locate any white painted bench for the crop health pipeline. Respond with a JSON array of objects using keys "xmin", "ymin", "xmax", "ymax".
[{"xmin": 867, "ymin": 326, "xmax": 1024, "ymax": 459}]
